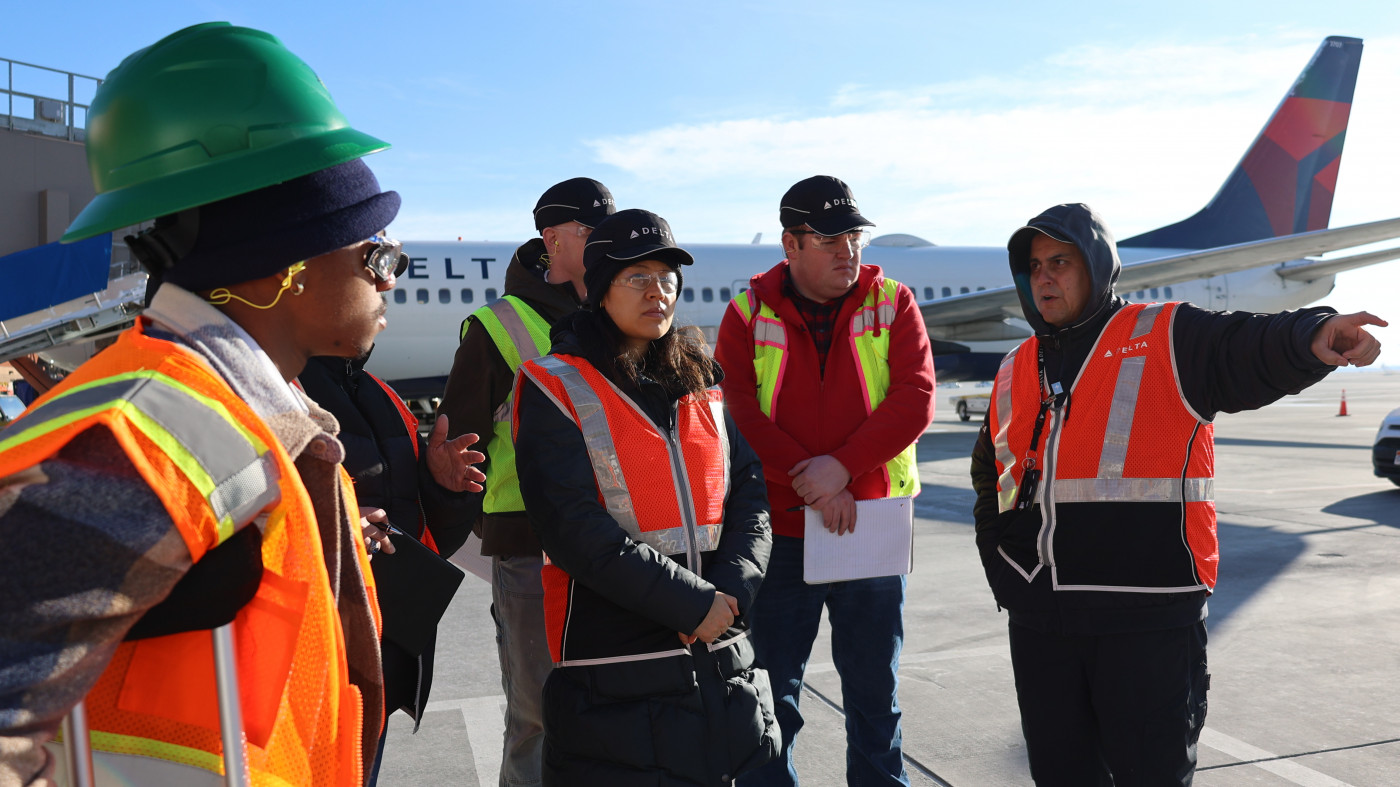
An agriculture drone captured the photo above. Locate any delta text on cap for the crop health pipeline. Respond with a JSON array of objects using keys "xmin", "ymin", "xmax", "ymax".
[
  {"xmin": 779, "ymin": 175, "xmax": 874, "ymax": 236},
  {"xmin": 534, "ymin": 177, "xmax": 616, "ymax": 231}
]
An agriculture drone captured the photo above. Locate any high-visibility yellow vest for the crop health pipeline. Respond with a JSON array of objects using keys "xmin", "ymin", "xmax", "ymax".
[
  {"xmin": 462, "ymin": 295, "xmax": 552, "ymax": 514},
  {"xmin": 0, "ymin": 320, "xmax": 378, "ymax": 786},
  {"xmin": 729, "ymin": 278, "xmax": 919, "ymax": 498}
]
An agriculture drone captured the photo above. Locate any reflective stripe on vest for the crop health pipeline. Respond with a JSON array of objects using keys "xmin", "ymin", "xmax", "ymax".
[
  {"xmin": 728, "ymin": 278, "xmax": 919, "ymax": 498},
  {"xmin": 988, "ymin": 302, "xmax": 1218, "ymax": 592},
  {"xmin": 516, "ymin": 353, "xmax": 731, "ymax": 666},
  {"xmin": 468, "ymin": 295, "xmax": 553, "ymax": 514},
  {"xmin": 0, "ymin": 322, "xmax": 372, "ymax": 786},
  {"xmin": 0, "ymin": 370, "xmax": 280, "ymax": 546},
  {"xmin": 521, "ymin": 355, "xmax": 726, "ymax": 562}
]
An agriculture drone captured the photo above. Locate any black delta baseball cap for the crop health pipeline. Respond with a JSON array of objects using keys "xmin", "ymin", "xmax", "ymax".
[
  {"xmin": 582, "ymin": 209, "xmax": 694, "ymax": 300},
  {"xmin": 533, "ymin": 177, "xmax": 616, "ymax": 231},
  {"xmin": 779, "ymin": 175, "xmax": 874, "ymax": 235}
]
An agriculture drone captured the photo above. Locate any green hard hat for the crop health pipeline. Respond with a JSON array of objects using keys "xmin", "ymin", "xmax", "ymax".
[{"xmin": 62, "ymin": 22, "xmax": 389, "ymax": 243}]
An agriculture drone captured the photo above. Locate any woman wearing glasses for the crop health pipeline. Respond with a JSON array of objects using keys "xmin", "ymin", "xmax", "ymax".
[{"xmin": 513, "ymin": 209, "xmax": 777, "ymax": 786}]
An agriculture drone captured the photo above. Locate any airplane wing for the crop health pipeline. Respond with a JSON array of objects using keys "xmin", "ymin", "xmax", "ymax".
[{"xmin": 920, "ymin": 215, "xmax": 1400, "ymax": 337}]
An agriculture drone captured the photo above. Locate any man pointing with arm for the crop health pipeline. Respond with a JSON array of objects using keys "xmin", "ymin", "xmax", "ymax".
[{"xmin": 971, "ymin": 202, "xmax": 1384, "ymax": 786}]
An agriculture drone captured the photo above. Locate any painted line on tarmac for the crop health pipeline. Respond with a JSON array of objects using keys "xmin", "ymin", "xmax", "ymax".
[
  {"xmin": 424, "ymin": 696, "xmax": 506, "ymax": 786},
  {"xmin": 801, "ymin": 683, "xmax": 954, "ymax": 786},
  {"xmin": 1199, "ymin": 728, "xmax": 1356, "ymax": 787},
  {"xmin": 806, "ymin": 644, "xmax": 1008, "ymax": 676}
]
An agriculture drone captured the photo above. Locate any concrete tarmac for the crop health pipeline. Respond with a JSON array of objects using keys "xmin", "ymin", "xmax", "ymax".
[{"xmin": 377, "ymin": 372, "xmax": 1400, "ymax": 786}]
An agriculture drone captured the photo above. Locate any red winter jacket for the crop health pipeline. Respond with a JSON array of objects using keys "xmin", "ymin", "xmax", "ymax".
[{"xmin": 716, "ymin": 261, "xmax": 936, "ymax": 538}]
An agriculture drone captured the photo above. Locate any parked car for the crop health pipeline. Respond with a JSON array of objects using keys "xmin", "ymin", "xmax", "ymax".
[
  {"xmin": 1373, "ymin": 406, "xmax": 1400, "ymax": 487},
  {"xmin": 948, "ymin": 391, "xmax": 991, "ymax": 422}
]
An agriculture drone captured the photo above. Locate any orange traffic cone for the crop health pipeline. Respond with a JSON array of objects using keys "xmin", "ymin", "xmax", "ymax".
[{"xmin": 1338, "ymin": 389, "xmax": 1349, "ymax": 417}]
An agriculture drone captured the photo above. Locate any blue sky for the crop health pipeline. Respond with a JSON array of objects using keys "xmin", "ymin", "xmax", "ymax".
[{"xmin": 8, "ymin": 1, "xmax": 1400, "ymax": 365}]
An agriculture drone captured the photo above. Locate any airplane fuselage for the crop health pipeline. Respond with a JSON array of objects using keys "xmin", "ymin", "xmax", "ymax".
[{"xmin": 366, "ymin": 239, "xmax": 1335, "ymax": 390}]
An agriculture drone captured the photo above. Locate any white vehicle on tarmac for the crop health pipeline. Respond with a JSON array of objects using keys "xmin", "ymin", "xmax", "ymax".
[
  {"xmin": 949, "ymin": 390, "xmax": 992, "ymax": 422},
  {"xmin": 1373, "ymin": 407, "xmax": 1400, "ymax": 487}
]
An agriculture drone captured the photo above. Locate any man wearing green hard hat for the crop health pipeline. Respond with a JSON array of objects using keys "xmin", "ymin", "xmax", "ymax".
[{"xmin": 0, "ymin": 22, "xmax": 480, "ymax": 786}]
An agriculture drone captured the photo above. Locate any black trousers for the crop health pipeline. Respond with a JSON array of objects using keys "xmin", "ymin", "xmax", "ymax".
[{"xmin": 1008, "ymin": 619, "xmax": 1209, "ymax": 787}]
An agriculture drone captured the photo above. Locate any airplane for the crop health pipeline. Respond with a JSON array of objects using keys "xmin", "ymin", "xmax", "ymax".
[{"xmin": 367, "ymin": 35, "xmax": 1400, "ymax": 399}]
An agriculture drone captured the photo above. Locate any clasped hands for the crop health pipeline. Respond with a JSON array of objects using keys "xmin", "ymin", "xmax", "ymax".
[{"xmin": 790, "ymin": 454, "xmax": 856, "ymax": 535}]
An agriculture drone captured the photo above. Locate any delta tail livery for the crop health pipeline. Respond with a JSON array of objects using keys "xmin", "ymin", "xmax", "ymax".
[{"xmin": 369, "ymin": 36, "xmax": 1400, "ymax": 397}]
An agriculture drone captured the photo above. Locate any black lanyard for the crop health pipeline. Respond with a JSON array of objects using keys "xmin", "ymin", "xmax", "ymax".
[{"xmin": 1013, "ymin": 344, "xmax": 1069, "ymax": 511}]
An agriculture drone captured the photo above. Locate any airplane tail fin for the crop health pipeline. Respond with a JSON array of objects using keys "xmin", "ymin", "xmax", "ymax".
[{"xmin": 1121, "ymin": 36, "xmax": 1362, "ymax": 250}]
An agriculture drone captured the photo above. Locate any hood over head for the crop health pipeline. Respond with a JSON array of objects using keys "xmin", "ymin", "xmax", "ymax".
[{"xmin": 1007, "ymin": 203, "xmax": 1121, "ymax": 336}]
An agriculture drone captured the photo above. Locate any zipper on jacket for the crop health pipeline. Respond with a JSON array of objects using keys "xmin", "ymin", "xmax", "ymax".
[{"xmin": 1037, "ymin": 401, "xmax": 1067, "ymax": 566}]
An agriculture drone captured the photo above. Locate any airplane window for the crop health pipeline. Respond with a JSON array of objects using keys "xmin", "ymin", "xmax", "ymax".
[
  {"xmin": 923, "ymin": 286, "xmax": 933, "ymax": 300},
  {"xmin": 702, "ymin": 288, "xmax": 714, "ymax": 302},
  {"xmin": 738, "ymin": 286, "xmax": 748, "ymax": 293},
  {"xmin": 960, "ymin": 286, "xmax": 969, "ymax": 294},
  {"xmin": 1136, "ymin": 290, "xmax": 1145, "ymax": 299},
  {"xmin": 461, "ymin": 288, "xmax": 473, "ymax": 303},
  {"xmin": 438, "ymin": 288, "xmax": 451, "ymax": 304},
  {"xmin": 1164, "ymin": 286, "xmax": 1173, "ymax": 298},
  {"xmin": 683, "ymin": 289, "xmax": 694, "ymax": 302},
  {"xmin": 1150, "ymin": 287, "xmax": 1159, "ymax": 299},
  {"xmin": 942, "ymin": 287, "xmax": 951, "ymax": 298},
  {"xmin": 486, "ymin": 288, "xmax": 499, "ymax": 302},
  {"xmin": 976, "ymin": 286, "xmax": 985, "ymax": 291},
  {"xmin": 719, "ymin": 287, "xmax": 731, "ymax": 301},
  {"xmin": 393, "ymin": 289, "xmax": 406, "ymax": 304},
  {"xmin": 416, "ymin": 288, "xmax": 429, "ymax": 304}
]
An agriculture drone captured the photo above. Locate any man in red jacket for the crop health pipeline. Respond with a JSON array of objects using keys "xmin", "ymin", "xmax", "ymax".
[{"xmin": 716, "ymin": 176, "xmax": 936, "ymax": 786}]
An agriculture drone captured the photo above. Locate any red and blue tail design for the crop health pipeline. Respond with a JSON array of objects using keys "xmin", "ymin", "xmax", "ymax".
[{"xmin": 1122, "ymin": 36, "xmax": 1362, "ymax": 250}]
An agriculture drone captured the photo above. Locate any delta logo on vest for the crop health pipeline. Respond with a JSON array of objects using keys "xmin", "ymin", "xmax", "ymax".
[{"xmin": 1101, "ymin": 339, "xmax": 1149, "ymax": 359}]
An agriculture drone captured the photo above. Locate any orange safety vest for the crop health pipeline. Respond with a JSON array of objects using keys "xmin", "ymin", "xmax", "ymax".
[
  {"xmin": 0, "ymin": 320, "xmax": 378, "ymax": 786},
  {"xmin": 988, "ymin": 302, "xmax": 1218, "ymax": 592},
  {"xmin": 513, "ymin": 354, "xmax": 730, "ymax": 665}
]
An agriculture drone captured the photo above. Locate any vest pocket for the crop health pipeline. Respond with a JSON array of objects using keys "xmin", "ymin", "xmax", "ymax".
[{"xmin": 117, "ymin": 569, "xmax": 308, "ymax": 748}]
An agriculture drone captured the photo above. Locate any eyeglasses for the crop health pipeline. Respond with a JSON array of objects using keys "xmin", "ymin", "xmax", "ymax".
[
  {"xmin": 788, "ymin": 229, "xmax": 872, "ymax": 253},
  {"xmin": 365, "ymin": 234, "xmax": 410, "ymax": 282},
  {"xmin": 613, "ymin": 271, "xmax": 679, "ymax": 294}
]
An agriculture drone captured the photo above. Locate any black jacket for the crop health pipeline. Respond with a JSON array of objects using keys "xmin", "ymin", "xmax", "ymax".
[
  {"xmin": 300, "ymin": 352, "xmax": 471, "ymax": 722},
  {"xmin": 972, "ymin": 203, "xmax": 1337, "ymax": 635},
  {"xmin": 515, "ymin": 312, "xmax": 778, "ymax": 785},
  {"xmin": 437, "ymin": 237, "xmax": 583, "ymax": 556}
]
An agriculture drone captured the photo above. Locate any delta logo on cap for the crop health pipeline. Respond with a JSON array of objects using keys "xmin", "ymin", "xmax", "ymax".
[
  {"xmin": 628, "ymin": 225, "xmax": 672, "ymax": 242},
  {"xmin": 780, "ymin": 175, "xmax": 873, "ymax": 235}
]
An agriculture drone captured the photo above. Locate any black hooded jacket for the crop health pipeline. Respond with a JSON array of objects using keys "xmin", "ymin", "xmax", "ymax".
[
  {"xmin": 299, "ymin": 351, "xmax": 473, "ymax": 721},
  {"xmin": 513, "ymin": 311, "xmax": 778, "ymax": 784},
  {"xmin": 971, "ymin": 203, "xmax": 1338, "ymax": 635},
  {"xmin": 437, "ymin": 236, "xmax": 583, "ymax": 556}
]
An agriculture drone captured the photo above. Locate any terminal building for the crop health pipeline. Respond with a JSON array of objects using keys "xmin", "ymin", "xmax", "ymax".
[{"xmin": 0, "ymin": 55, "xmax": 146, "ymax": 393}]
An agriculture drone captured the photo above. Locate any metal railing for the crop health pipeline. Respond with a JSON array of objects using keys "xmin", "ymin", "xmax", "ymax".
[{"xmin": 2, "ymin": 56, "xmax": 101, "ymax": 142}]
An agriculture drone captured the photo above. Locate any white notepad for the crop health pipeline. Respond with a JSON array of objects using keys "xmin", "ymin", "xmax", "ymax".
[{"xmin": 802, "ymin": 496, "xmax": 915, "ymax": 584}]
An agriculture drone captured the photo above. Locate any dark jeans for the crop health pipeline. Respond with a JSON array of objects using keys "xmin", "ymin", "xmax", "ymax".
[
  {"xmin": 1008, "ymin": 619, "xmax": 1210, "ymax": 787},
  {"xmin": 739, "ymin": 535, "xmax": 910, "ymax": 786}
]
